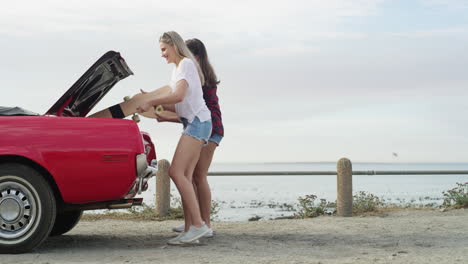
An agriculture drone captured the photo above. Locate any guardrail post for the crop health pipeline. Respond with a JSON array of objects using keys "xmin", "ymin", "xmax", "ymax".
[
  {"xmin": 155, "ymin": 159, "xmax": 171, "ymax": 216},
  {"xmin": 337, "ymin": 158, "xmax": 353, "ymax": 216}
]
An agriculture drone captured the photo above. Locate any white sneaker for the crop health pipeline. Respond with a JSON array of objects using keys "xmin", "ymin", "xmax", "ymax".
[
  {"xmin": 203, "ymin": 228, "xmax": 215, "ymax": 238},
  {"xmin": 167, "ymin": 232, "xmax": 199, "ymax": 246},
  {"xmin": 179, "ymin": 224, "xmax": 210, "ymax": 243},
  {"xmin": 173, "ymin": 224, "xmax": 214, "ymax": 237},
  {"xmin": 172, "ymin": 224, "xmax": 185, "ymax": 233}
]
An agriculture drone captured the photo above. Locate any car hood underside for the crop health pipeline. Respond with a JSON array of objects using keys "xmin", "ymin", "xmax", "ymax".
[{"xmin": 45, "ymin": 51, "xmax": 133, "ymax": 117}]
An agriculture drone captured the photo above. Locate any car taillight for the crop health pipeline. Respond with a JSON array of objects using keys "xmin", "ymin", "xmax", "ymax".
[{"xmin": 141, "ymin": 132, "xmax": 156, "ymax": 164}]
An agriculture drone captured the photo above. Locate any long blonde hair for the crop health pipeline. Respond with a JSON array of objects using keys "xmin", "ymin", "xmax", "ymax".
[{"xmin": 160, "ymin": 31, "xmax": 205, "ymax": 85}]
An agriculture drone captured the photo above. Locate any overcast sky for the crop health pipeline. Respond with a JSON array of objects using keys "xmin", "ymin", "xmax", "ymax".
[{"xmin": 1, "ymin": 0, "xmax": 468, "ymax": 163}]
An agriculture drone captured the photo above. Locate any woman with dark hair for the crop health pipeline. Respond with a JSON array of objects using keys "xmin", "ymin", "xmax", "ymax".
[{"xmin": 157, "ymin": 38, "xmax": 223, "ymax": 238}]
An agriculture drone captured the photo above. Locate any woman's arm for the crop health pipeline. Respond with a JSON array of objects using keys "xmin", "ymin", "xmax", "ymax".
[{"xmin": 137, "ymin": 80, "xmax": 188, "ymax": 113}]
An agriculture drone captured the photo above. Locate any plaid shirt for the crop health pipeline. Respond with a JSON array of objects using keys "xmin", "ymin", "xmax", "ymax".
[{"xmin": 202, "ymin": 84, "xmax": 224, "ymax": 136}]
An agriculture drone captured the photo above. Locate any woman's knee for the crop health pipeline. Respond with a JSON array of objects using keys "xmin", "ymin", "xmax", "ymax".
[
  {"xmin": 193, "ymin": 169, "xmax": 208, "ymax": 185},
  {"xmin": 169, "ymin": 166, "xmax": 184, "ymax": 181},
  {"xmin": 171, "ymin": 165, "xmax": 195, "ymax": 183}
]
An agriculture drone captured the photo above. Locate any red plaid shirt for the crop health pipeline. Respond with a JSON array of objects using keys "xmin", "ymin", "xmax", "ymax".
[{"xmin": 202, "ymin": 84, "xmax": 224, "ymax": 136}]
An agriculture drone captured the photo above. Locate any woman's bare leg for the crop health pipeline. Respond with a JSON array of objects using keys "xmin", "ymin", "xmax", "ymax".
[
  {"xmin": 181, "ymin": 141, "xmax": 216, "ymax": 230},
  {"xmin": 88, "ymin": 108, "xmax": 112, "ymax": 118},
  {"xmin": 89, "ymin": 85, "xmax": 171, "ymax": 118},
  {"xmin": 193, "ymin": 142, "xmax": 217, "ymax": 228},
  {"xmin": 169, "ymin": 134, "xmax": 205, "ymax": 228}
]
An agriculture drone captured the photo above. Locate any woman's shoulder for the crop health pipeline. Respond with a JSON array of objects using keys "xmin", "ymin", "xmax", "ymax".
[
  {"xmin": 181, "ymin": 57, "xmax": 195, "ymax": 67},
  {"xmin": 178, "ymin": 58, "xmax": 196, "ymax": 72}
]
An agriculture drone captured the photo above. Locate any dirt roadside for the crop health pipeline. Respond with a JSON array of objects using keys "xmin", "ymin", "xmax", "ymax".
[{"xmin": 2, "ymin": 209, "xmax": 467, "ymax": 264}]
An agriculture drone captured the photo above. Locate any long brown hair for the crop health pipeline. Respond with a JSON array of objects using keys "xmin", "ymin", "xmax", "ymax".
[{"xmin": 185, "ymin": 38, "xmax": 220, "ymax": 88}]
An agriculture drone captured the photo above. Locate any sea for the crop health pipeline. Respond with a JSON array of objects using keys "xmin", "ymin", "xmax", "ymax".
[{"xmin": 138, "ymin": 162, "xmax": 468, "ymax": 221}]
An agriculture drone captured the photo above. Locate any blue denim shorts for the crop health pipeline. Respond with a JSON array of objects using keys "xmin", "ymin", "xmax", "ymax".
[
  {"xmin": 208, "ymin": 133, "xmax": 223, "ymax": 146},
  {"xmin": 181, "ymin": 117, "xmax": 212, "ymax": 143}
]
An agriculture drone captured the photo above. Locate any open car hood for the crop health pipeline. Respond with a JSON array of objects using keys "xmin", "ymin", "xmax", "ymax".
[{"xmin": 45, "ymin": 51, "xmax": 133, "ymax": 117}]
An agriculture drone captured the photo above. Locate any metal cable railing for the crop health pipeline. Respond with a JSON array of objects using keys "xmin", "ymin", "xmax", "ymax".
[
  {"xmin": 155, "ymin": 158, "xmax": 468, "ymax": 217},
  {"xmin": 208, "ymin": 170, "xmax": 468, "ymax": 176}
]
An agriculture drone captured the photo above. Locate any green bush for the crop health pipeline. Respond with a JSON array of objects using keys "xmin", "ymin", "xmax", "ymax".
[
  {"xmin": 296, "ymin": 195, "xmax": 334, "ymax": 218},
  {"xmin": 352, "ymin": 191, "xmax": 384, "ymax": 214},
  {"xmin": 296, "ymin": 192, "xmax": 385, "ymax": 218},
  {"xmin": 442, "ymin": 182, "xmax": 468, "ymax": 208},
  {"xmin": 210, "ymin": 200, "xmax": 221, "ymax": 220}
]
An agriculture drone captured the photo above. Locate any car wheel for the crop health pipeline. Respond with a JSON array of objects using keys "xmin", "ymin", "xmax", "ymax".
[
  {"xmin": 0, "ymin": 163, "xmax": 56, "ymax": 254},
  {"xmin": 50, "ymin": 210, "xmax": 82, "ymax": 236}
]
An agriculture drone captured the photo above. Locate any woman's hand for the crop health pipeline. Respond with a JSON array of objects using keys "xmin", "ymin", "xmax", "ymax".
[
  {"xmin": 155, "ymin": 111, "xmax": 181, "ymax": 123},
  {"xmin": 136, "ymin": 101, "xmax": 152, "ymax": 113},
  {"xmin": 155, "ymin": 112, "xmax": 170, "ymax": 122}
]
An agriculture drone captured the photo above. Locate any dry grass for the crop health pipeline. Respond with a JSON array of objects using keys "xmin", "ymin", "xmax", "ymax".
[{"xmin": 82, "ymin": 206, "xmax": 183, "ymax": 222}]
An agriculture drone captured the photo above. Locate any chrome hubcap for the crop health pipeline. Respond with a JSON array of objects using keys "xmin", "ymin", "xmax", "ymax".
[
  {"xmin": 0, "ymin": 179, "xmax": 37, "ymax": 240},
  {"xmin": 0, "ymin": 197, "xmax": 22, "ymax": 222}
]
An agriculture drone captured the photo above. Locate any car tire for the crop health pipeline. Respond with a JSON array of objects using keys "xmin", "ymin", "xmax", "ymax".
[
  {"xmin": 50, "ymin": 210, "xmax": 82, "ymax": 236},
  {"xmin": 0, "ymin": 163, "xmax": 56, "ymax": 254}
]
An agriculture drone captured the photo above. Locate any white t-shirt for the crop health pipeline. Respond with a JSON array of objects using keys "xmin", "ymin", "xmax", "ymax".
[{"xmin": 170, "ymin": 58, "xmax": 211, "ymax": 123}]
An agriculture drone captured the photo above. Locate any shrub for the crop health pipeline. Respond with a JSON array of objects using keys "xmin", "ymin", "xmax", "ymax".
[
  {"xmin": 442, "ymin": 182, "xmax": 468, "ymax": 208},
  {"xmin": 352, "ymin": 191, "xmax": 384, "ymax": 213},
  {"xmin": 296, "ymin": 195, "xmax": 334, "ymax": 218},
  {"xmin": 210, "ymin": 200, "xmax": 221, "ymax": 220}
]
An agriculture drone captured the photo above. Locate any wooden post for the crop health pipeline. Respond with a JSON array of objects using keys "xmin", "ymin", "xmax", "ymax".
[
  {"xmin": 155, "ymin": 159, "xmax": 171, "ymax": 216},
  {"xmin": 337, "ymin": 158, "xmax": 352, "ymax": 217}
]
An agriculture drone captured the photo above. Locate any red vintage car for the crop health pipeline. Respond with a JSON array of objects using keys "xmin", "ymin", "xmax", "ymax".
[{"xmin": 0, "ymin": 51, "xmax": 157, "ymax": 253}]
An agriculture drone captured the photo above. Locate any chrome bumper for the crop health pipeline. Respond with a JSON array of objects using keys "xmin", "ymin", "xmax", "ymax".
[{"xmin": 125, "ymin": 155, "xmax": 157, "ymax": 198}]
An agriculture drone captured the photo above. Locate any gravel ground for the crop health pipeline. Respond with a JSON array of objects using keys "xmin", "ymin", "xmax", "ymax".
[{"xmin": 2, "ymin": 209, "xmax": 467, "ymax": 264}]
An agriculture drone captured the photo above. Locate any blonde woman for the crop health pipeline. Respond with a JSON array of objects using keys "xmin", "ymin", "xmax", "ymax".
[
  {"xmin": 137, "ymin": 31, "xmax": 212, "ymax": 245},
  {"xmin": 168, "ymin": 38, "xmax": 223, "ymax": 237}
]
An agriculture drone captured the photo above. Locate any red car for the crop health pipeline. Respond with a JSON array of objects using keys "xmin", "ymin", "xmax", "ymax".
[{"xmin": 0, "ymin": 51, "xmax": 157, "ymax": 253}]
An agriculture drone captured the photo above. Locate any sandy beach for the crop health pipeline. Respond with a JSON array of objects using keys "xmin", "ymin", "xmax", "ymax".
[{"xmin": 2, "ymin": 209, "xmax": 467, "ymax": 264}]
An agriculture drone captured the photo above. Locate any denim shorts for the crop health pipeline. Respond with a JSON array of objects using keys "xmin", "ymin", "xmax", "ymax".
[
  {"xmin": 208, "ymin": 133, "xmax": 223, "ymax": 146},
  {"xmin": 181, "ymin": 117, "xmax": 212, "ymax": 143}
]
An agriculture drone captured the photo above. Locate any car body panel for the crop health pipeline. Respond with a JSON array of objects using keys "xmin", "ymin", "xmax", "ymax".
[{"xmin": 0, "ymin": 116, "xmax": 145, "ymax": 204}]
